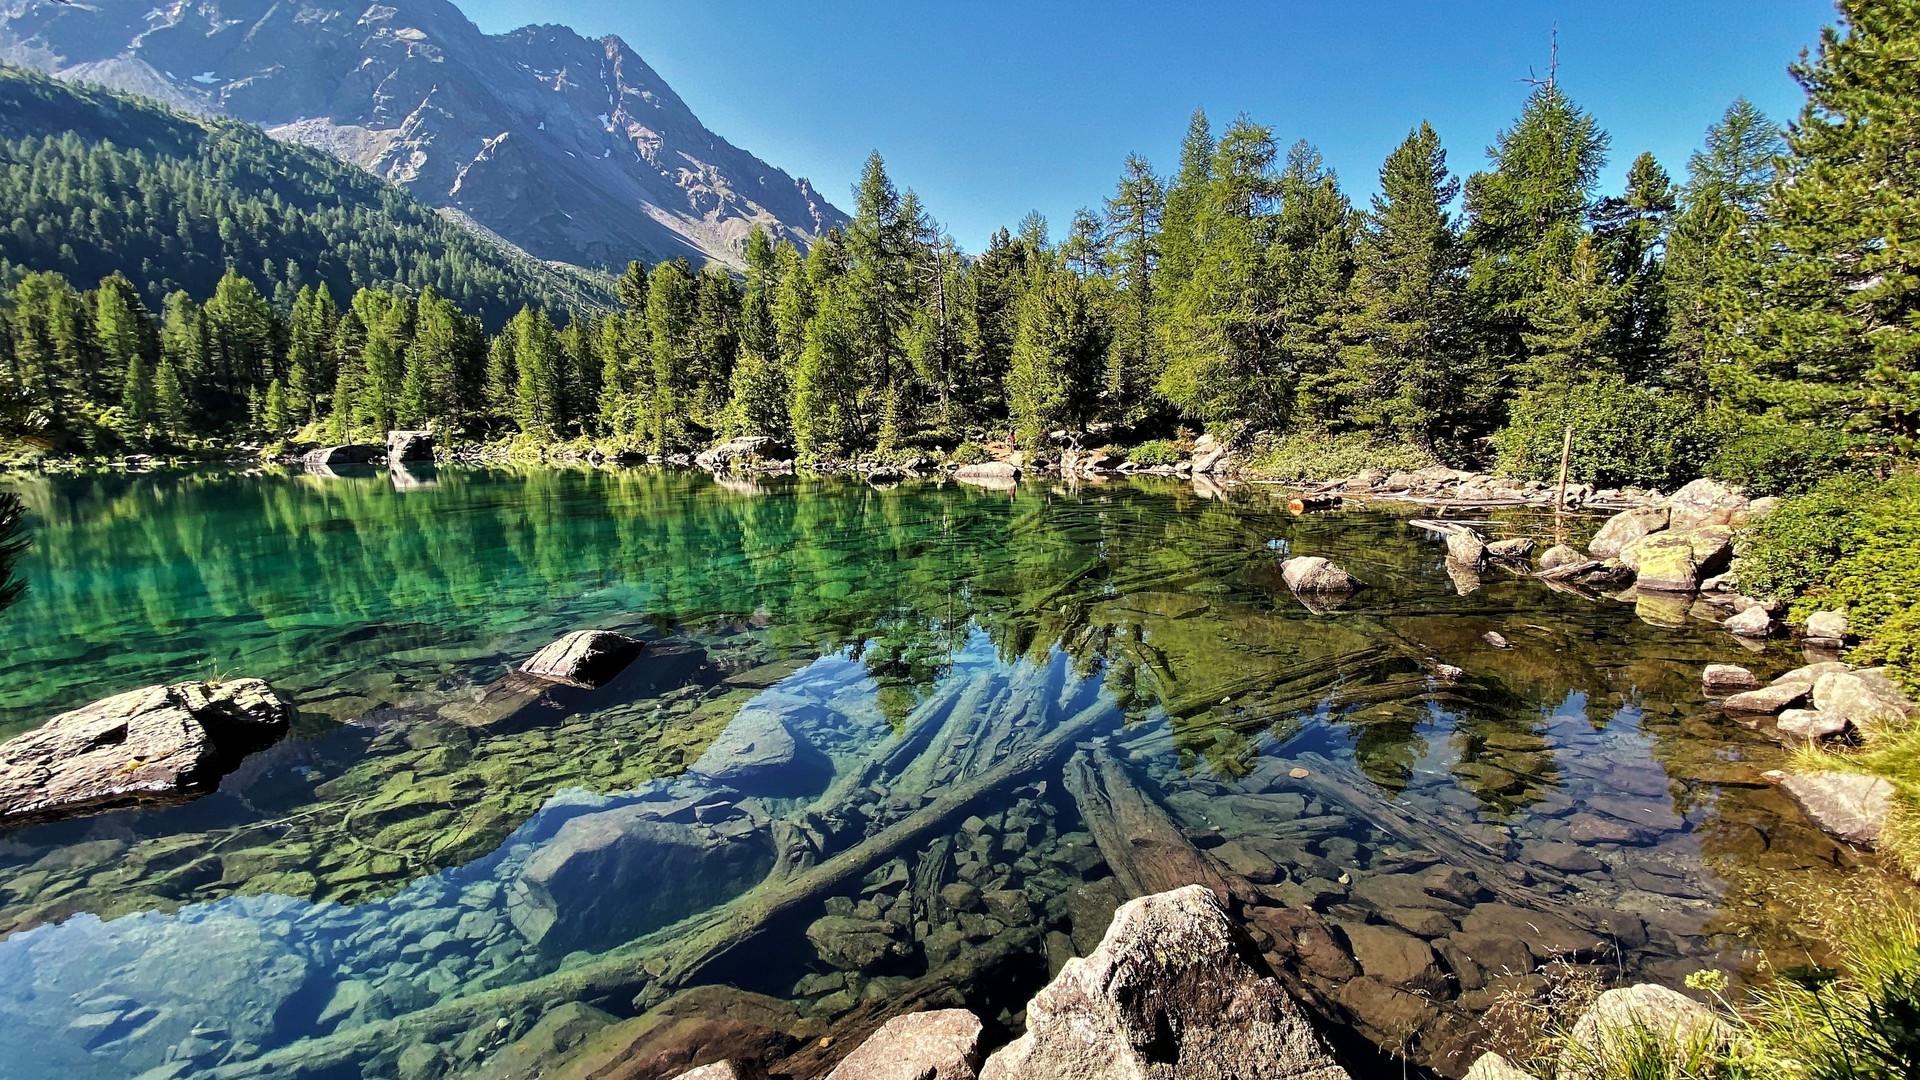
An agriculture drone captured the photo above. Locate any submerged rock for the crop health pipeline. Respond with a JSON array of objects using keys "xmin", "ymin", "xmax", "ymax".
[
  {"xmin": 507, "ymin": 802, "xmax": 776, "ymax": 952},
  {"xmin": 1445, "ymin": 530, "xmax": 1487, "ymax": 567},
  {"xmin": 825, "ymin": 1008, "xmax": 983, "ymax": 1080},
  {"xmin": 979, "ymin": 885, "xmax": 1350, "ymax": 1080},
  {"xmin": 688, "ymin": 701, "xmax": 832, "ymax": 797},
  {"xmin": 518, "ymin": 630, "xmax": 647, "ymax": 689},
  {"xmin": 0, "ymin": 680, "xmax": 292, "ymax": 822}
]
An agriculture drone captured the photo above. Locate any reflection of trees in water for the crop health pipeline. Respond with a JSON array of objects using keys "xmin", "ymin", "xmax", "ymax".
[{"xmin": 0, "ymin": 490, "xmax": 25, "ymax": 617}]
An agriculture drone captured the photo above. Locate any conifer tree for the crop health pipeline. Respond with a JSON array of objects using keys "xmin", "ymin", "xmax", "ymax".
[
  {"xmin": 94, "ymin": 274, "xmax": 154, "ymax": 411},
  {"xmin": 1103, "ymin": 155, "xmax": 1165, "ymax": 428},
  {"xmin": 1591, "ymin": 152, "xmax": 1676, "ymax": 383},
  {"xmin": 1157, "ymin": 109, "xmax": 1215, "ymax": 301},
  {"xmin": 1007, "ymin": 261, "xmax": 1109, "ymax": 447},
  {"xmin": 1335, "ymin": 123, "xmax": 1477, "ymax": 447},
  {"xmin": 153, "ymin": 357, "xmax": 189, "ymax": 437},
  {"xmin": 262, "ymin": 378, "xmax": 291, "ymax": 437},
  {"xmin": 646, "ymin": 260, "xmax": 697, "ymax": 450},
  {"xmin": 1463, "ymin": 83, "xmax": 1610, "ymax": 391},
  {"xmin": 1720, "ymin": 0, "xmax": 1920, "ymax": 444},
  {"xmin": 1664, "ymin": 99, "xmax": 1784, "ymax": 395}
]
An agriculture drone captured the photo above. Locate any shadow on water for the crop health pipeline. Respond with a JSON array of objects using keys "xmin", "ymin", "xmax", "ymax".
[{"xmin": 0, "ymin": 467, "xmax": 1885, "ymax": 1080}]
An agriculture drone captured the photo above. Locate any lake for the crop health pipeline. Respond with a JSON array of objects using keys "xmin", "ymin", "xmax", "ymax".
[{"xmin": 0, "ymin": 464, "xmax": 1874, "ymax": 1080}]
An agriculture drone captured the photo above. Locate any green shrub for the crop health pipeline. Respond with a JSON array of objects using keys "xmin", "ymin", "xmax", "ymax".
[
  {"xmin": 1739, "ymin": 473, "xmax": 1920, "ymax": 694},
  {"xmin": 1124, "ymin": 439, "xmax": 1181, "ymax": 466},
  {"xmin": 1244, "ymin": 429, "xmax": 1435, "ymax": 482},
  {"xmin": 1710, "ymin": 420, "xmax": 1862, "ymax": 496},
  {"xmin": 949, "ymin": 441, "xmax": 990, "ymax": 466},
  {"xmin": 1494, "ymin": 377, "xmax": 1721, "ymax": 489}
]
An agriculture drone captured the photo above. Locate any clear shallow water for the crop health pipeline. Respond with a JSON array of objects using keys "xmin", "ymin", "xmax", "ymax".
[{"xmin": 0, "ymin": 465, "xmax": 1877, "ymax": 1080}]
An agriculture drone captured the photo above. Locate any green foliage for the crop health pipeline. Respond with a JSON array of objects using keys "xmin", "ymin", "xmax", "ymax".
[
  {"xmin": 1123, "ymin": 439, "xmax": 1181, "ymax": 467},
  {"xmin": 1738, "ymin": 473, "xmax": 1920, "ymax": 691},
  {"xmin": 1709, "ymin": 419, "xmax": 1862, "ymax": 496},
  {"xmin": 1007, "ymin": 262, "xmax": 1108, "ymax": 447},
  {"xmin": 1245, "ymin": 429, "xmax": 1435, "ymax": 481},
  {"xmin": 948, "ymin": 440, "xmax": 990, "ymax": 466},
  {"xmin": 1752, "ymin": 904, "xmax": 1920, "ymax": 1080},
  {"xmin": 1494, "ymin": 376, "xmax": 1721, "ymax": 489}
]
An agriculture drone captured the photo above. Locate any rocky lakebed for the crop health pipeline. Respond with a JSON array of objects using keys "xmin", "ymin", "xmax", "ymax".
[{"xmin": 0, "ymin": 463, "xmax": 1904, "ymax": 1080}]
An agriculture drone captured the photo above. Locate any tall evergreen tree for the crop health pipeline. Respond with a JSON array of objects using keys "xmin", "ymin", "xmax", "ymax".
[
  {"xmin": 1007, "ymin": 262, "xmax": 1110, "ymax": 447},
  {"xmin": 1591, "ymin": 152, "xmax": 1677, "ymax": 382},
  {"xmin": 1463, "ymin": 83, "xmax": 1611, "ymax": 392},
  {"xmin": 1719, "ymin": 0, "xmax": 1920, "ymax": 443},
  {"xmin": 1335, "ymin": 123, "xmax": 1477, "ymax": 447},
  {"xmin": 1103, "ymin": 155, "xmax": 1165, "ymax": 427}
]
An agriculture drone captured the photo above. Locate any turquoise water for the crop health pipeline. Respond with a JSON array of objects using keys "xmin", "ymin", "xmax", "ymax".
[{"xmin": 0, "ymin": 465, "xmax": 1871, "ymax": 1080}]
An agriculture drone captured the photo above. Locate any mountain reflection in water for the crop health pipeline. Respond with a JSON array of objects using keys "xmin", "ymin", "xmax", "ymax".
[{"xmin": 0, "ymin": 467, "xmax": 1877, "ymax": 1080}]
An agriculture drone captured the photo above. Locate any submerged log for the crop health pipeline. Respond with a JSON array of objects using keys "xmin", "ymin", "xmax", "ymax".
[
  {"xmin": 1062, "ymin": 743, "xmax": 1251, "ymax": 910},
  {"xmin": 1288, "ymin": 495, "xmax": 1342, "ymax": 513}
]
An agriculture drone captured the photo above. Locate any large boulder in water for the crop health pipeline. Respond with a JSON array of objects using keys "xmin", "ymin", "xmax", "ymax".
[
  {"xmin": 826, "ymin": 1009, "xmax": 984, "ymax": 1080},
  {"xmin": 507, "ymin": 801, "xmax": 776, "ymax": 953},
  {"xmin": 979, "ymin": 885, "xmax": 1350, "ymax": 1080},
  {"xmin": 1587, "ymin": 506, "xmax": 1668, "ymax": 560},
  {"xmin": 1666, "ymin": 478, "xmax": 1750, "ymax": 530},
  {"xmin": 1281, "ymin": 557, "xmax": 1363, "ymax": 593},
  {"xmin": 0, "ymin": 680, "xmax": 292, "ymax": 823},
  {"xmin": 386, "ymin": 429, "xmax": 435, "ymax": 462},
  {"xmin": 302, "ymin": 444, "xmax": 383, "ymax": 466},
  {"xmin": 519, "ymin": 630, "xmax": 647, "ymax": 689}
]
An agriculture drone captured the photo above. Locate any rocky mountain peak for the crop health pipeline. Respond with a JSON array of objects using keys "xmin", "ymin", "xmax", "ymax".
[{"xmin": 0, "ymin": 0, "xmax": 846, "ymax": 270}]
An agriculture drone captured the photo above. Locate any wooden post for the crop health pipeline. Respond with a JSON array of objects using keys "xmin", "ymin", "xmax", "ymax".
[{"xmin": 1554, "ymin": 423, "xmax": 1574, "ymax": 516}]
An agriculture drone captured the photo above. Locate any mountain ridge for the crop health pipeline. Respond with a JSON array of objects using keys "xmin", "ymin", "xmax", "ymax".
[{"xmin": 0, "ymin": 0, "xmax": 847, "ymax": 271}]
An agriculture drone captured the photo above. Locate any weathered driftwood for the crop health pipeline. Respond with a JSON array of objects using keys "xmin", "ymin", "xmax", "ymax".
[
  {"xmin": 1062, "ymin": 743, "xmax": 1253, "ymax": 910},
  {"xmin": 209, "ymin": 697, "xmax": 1118, "ymax": 1080}
]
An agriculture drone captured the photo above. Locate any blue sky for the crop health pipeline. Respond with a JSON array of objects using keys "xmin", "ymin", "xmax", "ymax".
[{"xmin": 456, "ymin": 1, "xmax": 1837, "ymax": 254}]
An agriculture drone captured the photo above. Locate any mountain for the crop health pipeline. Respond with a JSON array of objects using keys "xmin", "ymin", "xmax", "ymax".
[
  {"xmin": 0, "ymin": 0, "xmax": 847, "ymax": 271},
  {"xmin": 0, "ymin": 64, "xmax": 614, "ymax": 323}
]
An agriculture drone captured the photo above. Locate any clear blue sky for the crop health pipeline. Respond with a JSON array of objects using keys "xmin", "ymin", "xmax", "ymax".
[{"xmin": 455, "ymin": 0, "xmax": 1837, "ymax": 254}]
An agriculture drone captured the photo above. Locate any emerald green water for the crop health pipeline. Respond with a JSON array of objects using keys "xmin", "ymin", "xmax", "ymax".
[{"xmin": 0, "ymin": 466, "xmax": 1876, "ymax": 1080}]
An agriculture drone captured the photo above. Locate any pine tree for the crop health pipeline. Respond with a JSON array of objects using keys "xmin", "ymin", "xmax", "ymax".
[
  {"xmin": 1718, "ymin": 0, "xmax": 1920, "ymax": 443},
  {"xmin": 121, "ymin": 352, "xmax": 154, "ymax": 426},
  {"xmin": 262, "ymin": 377, "xmax": 291, "ymax": 437},
  {"xmin": 94, "ymin": 273, "xmax": 154, "ymax": 412},
  {"xmin": 1591, "ymin": 152, "xmax": 1676, "ymax": 383},
  {"xmin": 646, "ymin": 260, "xmax": 697, "ymax": 451},
  {"xmin": 1103, "ymin": 155, "xmax": 1165, "ymax": 428},
  {"xmin": 1335, "ymin": 122, "xmax": 1478, "ymax": 447},
  {"xmin": 511, "ymin": 307, "xmax": 565, "ymax": 439},
  {"xmin": 153, "ymin": 356, "xmax": 189, "ymax": 437},
  {"xmin": 1157, "ymin": 109, "xmax": 1215, "ymax": 300},
  {"xmin": 1007, "ymin": 261, "xmax": 1109, "ymax": 447},
  {"xmin": 1463, "ymin": 83, "xmax": 1611, "ymax": 392},
  {"xmin": 1664, "ymin": 99, "xmax": 1784, "ymax": 395}
]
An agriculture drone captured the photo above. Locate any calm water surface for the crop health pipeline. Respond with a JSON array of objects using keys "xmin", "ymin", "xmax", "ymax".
[{"xmin": 0, "ymin": 465, "xmax": 1876, "ymax": 1080}]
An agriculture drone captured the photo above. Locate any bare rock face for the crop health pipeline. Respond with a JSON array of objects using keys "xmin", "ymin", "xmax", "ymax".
[
  {"xmin": 1665, "ymin": 478, "xmax": 1750, "ymax": 531},
  {"xmin": 0, "ymin": 0, "xmax": 846, "ymax": 269},
  {"xmin": 302, "ymin": 444, "xmax": 383, "ymax": 466},
  {"xmin": 825, "ymin": 1009, "xmax": 983, "ymax": 1080},
  {"xmin": 1281, "ymin": 557, "xmax": 1363, "ymax": 593},
  {"xmin": 979, "ymin": 885, "xmax": 1350, "ymax": 1080},
  {"xmin": 1588, "ymin": 507, "xmax": 1668, "ymax": 560},
  {"xmin": 519, "ymin": 630, "xmax": 646, "ymax": 689},
  {"xmin": 386, "ymin": 429, "xmax": 434, "ymax": 462},
  {"xmin": 1770, "ymin": 769, "xmax": 1894, "ymax": 847},
  {"xmin": 0, "ymin": 679, "xmax": 292, "ymax": 822}
]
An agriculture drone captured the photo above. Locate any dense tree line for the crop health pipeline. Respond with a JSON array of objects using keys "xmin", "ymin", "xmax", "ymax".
[{"xmin": 0, "ymin": 1, "xmax": 1913, "ymax": 487}]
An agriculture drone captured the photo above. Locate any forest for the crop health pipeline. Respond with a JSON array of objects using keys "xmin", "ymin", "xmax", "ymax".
[{"xmin": 0, "ymin": 2, "xmax": 1913, "ymax": 496}]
